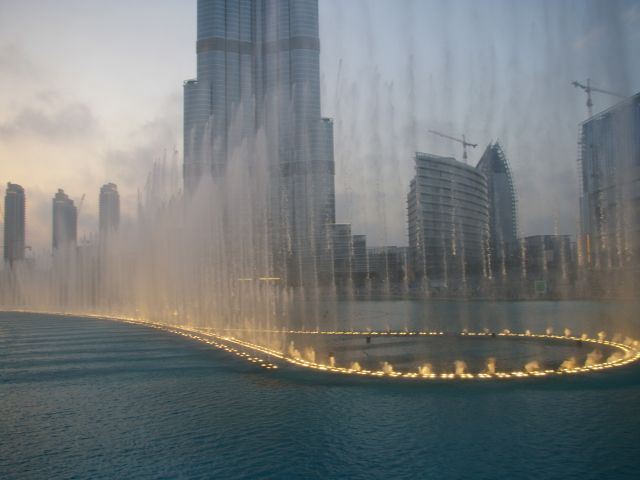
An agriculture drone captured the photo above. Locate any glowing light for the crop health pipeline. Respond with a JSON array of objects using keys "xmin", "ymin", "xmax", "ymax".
[
  {"xmin": 485, "ymin": 357, "xmax": 496, "ymax": 374},
  {"xmin": 524, "ymin": 360, "xmax": 540, "ymax": 373},
  {"xmin": 33, "ymin": 312, "xmax": 639, "ymax": 383},
  {"xmin": 381, "ymin": 361, "xmax": 394, "ymax": 374},
  {"xmin": 454, "ymin": 360, "xmax": 467, "ymax": 375}
]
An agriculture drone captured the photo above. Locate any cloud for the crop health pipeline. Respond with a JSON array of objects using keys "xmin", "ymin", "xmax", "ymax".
[
  {"xmin": 573, "ymin": 24, "xmax": 606, "ymax": 50},
  {"xmin": 104, "ymin": 94, "xmax": 178, "ymax": 185},
  {"xmin": 0, "ymin": 99, "xmax": 98, "ymax": 140},
  {"xmin": 624, "ymin": 4, "xmax": 640, "ymax": 26},
  {"xmin": 101, "ymin": 93, "xmax": 180, "ymax": 223},
  {"xmin": 0, "ymin": 43, "xmax": 37, "ymax": 78},
  {"xmin": 0, "ymin": 42, "xmax": 98, "ymax": 142}
]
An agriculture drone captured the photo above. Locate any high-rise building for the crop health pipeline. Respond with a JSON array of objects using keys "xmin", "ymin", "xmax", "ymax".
[
  {"xmin": 476, "ymin": 142, "xmax": 518, "ymax": 271},
  {"xmin": 522, "ymin": 235, "xmax": 572, "ymax": 278},
  {"xmin": 4, "ymin": 183, "xmax": 26, "ymax": 265},
  {"xmin": 183, "ymin": 0, "xmax": 335, "ymax": 286},
  {"xmin": 99, "ymin": 183, "xmax": 120, "ymax": 236},
  {"xmin": 408, "ymin": 153, "xmax": 490, "ymax": 288},
  {"xmin": 329, "ymin": 223, "xmax": 352, "ymax": 285},
  {"xmin": 52, "ymin": 189, "xmax": 77, "ymax": 251},
  {"xmin": 352, "ymin": 234, "xmax": 368, "ymax": 286},
  {"xmin": 367, "ymin": 246, "xmax": 408, "ymax": 287},
  {"xmin": 579, "ymin": 92, "xmax": 640, "ymax": 273}
]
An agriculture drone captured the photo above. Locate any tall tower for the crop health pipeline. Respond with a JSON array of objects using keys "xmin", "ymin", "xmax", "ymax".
[
  {"xmin": 183, "ymin": 0, "xmax": 335, "ymax": 286},
  {"xmin": 476, "ymin": 142, "xmax": 518, "ymax": 272},
  {"xmin": 52, "ymin": 189, "xmax": 77, "ymax": 251},
  {"xmin": 3, "ymin": 183, "xmax": 26, "ymax": 265},
  {"xmin": 99, "ymin": 183, "xmax": 120, "ymax": 236}
]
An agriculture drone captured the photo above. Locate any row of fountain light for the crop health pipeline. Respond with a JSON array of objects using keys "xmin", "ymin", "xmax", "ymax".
[
  {"xmin": 12, "ymin": 310, "xmax": 637, "ymax": 380},
  {"xmin": 112, "ymin": 316, "xmax": 640, "ymax": 381}
]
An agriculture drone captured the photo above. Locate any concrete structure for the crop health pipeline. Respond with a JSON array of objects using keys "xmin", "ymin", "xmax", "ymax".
[
  {"xmin": 52, "ymin": 189, "xmax": 77, "ymax": 251},
  {"xmin": 4, "ymin": 183, "xmax": 25, "ymax": 265},
  {"xmin": 183, "ymin": 0, "xmax": 335, "ymax": 287},
  {"xmin": 579, "ymin": 92, "xmax": 640, "ymax": 275},
  {"xmin": 408, "ymin": 153, "xmax": 490, "ymax": 289},
  {"xmin": 476, "ymin": 142, "xmax": 518, "ymax": 273},
  {"xmin": 99, "ymin": 183, "xmax": 120, "ymax": 236}
]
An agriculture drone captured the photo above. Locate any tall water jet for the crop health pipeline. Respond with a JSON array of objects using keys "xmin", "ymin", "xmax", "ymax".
[
  {"xmin": 350, "ymin": 361, "xmax": 362, "ymax": 372},
  {"xmin": 382, "ymin": 361, "xmax": 394, "ymax": 374},
  {"xmin": 328, "ymin": 354, "xmax": 336, "ymax": 367},
  {"xmin": 607, "ymin": 352, "xmax": 624, "ymax": 363},
  {"xmin": 454, "ymin": 360, "xmax": 467, "ymax": 375},
  {"xmin": 560, "ymin": 357, "xmax": 577, "ymax": 370},
  {"xmin": 584, "ymin": 350, "xmax": 603, "ymax": 366},
  {"xmin": 524, "ymin": 360, "xmax": 541, "ymax": 373},
  {"xmin": 564, "ymin": 328, "xmax": 571, "ymax": 337},
  {"xmin": 597, "ymin": 331, "xmax": 606, "ymax": 341},
  {"xmin": 485, "ymin": 357, "xmax": 496, "ymax": 374},
  {"xmin": 288, "ymin": 341, "xmax": 301, "ymax": 360},
  {"xmin": 303, "ymin": 346, "xmax": 316, "ymax": 363},
  {"xmin": 418, "ymin": 363, "xmax": 433, "ymax": 375}
]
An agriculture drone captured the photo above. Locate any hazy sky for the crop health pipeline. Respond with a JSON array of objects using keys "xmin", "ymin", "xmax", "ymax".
[{"xmin": 1, "ymin": 0, "xmax": 639, "ymax": 250}]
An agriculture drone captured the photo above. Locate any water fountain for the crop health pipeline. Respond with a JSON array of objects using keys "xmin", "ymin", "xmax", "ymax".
[{"xmin": 1, "ymin": 0, "xmax": 639, "ymax": 385}]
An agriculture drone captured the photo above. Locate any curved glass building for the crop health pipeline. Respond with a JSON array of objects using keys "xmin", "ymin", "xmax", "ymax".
[
  {"xmin": 476, "ymin": 142, "xmax": 518, "ymax": 272},
  {"xmin": 408, "ymin": 153, "xmax": 490, "ymax": 289}
]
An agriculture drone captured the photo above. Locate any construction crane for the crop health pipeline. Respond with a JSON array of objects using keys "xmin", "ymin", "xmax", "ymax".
[
  {"xmin": 428, "ymin": 130, "xmax": 478, "ymax": 163},
  {"xmin": 571, "ymin": 79, "xmax": 627, "ymax": 117}
]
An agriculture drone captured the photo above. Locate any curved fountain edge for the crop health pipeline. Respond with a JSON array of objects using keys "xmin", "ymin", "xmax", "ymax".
[{"xmin": 3, "ymin": 309, "xmax": 638, "ymax": 382}]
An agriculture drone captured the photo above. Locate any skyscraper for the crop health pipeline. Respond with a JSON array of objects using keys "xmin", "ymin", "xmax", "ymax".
[
  {"xmin": 352, "ymin": 234, "xmax": 368, "ymax": 287},
  {"xmin": 99, "ymin": 183, "xmax": 120, "ymax": 236},
  {"xmin": 329, "ymin": 223, "xmax": 352, "ymax": 285},
  {"xmin": 183, "ymin": 0, "xmax": 335, "ymax": 286},
  {"xmin": 579, "ymin": 92, "xmax": 640, "ymax": 274},
  {"xmin": 4, "ymin": 183, "xmax": 26, "ymax": 265},
  {"xmin": 52, "ymin": 189, "xmax": 77, "ymax": 251},
  {"xmin": 476, "ymin": 142, "xmax": 518, "ymax": 272},
  {"xmin": 408, "ymin": 153, "xmax": 490, "ymax": 288}
]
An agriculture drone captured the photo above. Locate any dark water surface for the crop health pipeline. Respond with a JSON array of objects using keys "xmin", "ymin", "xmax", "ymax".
[{"xmin": 1, "ymin": 305, "xmax": 639, "ymax": 479}]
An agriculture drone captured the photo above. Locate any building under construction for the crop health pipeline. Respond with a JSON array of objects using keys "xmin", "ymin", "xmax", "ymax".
[{"xmin": 578, "ymin": 92, "xmax": 640, "ymax": 293}]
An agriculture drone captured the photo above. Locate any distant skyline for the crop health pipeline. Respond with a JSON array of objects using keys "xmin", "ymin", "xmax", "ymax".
[{"xmin": 1, "ymin": 0, "xmax": 639, "ymax": 251}]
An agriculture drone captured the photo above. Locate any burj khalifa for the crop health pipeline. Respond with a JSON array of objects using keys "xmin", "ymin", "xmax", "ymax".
[{"xmin": 183, "ymin": 0, "xmax": 336, "ymax": 287}]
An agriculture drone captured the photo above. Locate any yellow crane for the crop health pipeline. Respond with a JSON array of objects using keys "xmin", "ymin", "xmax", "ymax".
[{"xmin": 428, "ymin": 130, "xmax": 477, "ymax": 164}]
